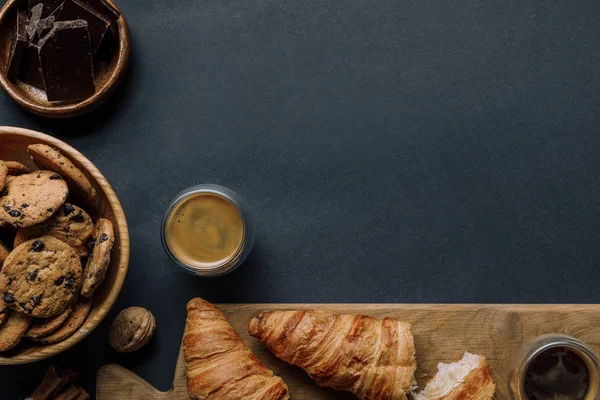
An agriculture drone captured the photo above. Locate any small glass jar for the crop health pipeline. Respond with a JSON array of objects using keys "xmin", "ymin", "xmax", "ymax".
[
  {"xmin": 509, "ymin": 334, "xmax": 600, "ymax": 400},
  {"xmin": 161, "ymin": 184, "xmax": 255, "ymax": 277}
]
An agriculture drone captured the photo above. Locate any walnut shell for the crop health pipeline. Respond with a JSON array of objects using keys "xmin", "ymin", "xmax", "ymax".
[{"xmin": 109, "ymin": 307, "xmax": 156, "ymax": 353}]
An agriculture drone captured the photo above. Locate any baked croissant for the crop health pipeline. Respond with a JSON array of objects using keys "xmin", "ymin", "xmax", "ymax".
[
  {"xmin": 249, "ymin": 309, "xmax": 417, "ymax": 400},
  {"xmin": 183, "ymin": 298, "xmax": 289, "ymax": 400}
]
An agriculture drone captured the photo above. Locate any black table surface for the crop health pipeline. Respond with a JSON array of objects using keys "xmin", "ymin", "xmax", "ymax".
[{"xmin": 1, "ymin": 0, "xmax": 600, "ymax": 397}]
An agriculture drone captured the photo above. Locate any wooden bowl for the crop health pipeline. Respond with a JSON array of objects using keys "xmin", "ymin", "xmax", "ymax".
[
  {"xmin": 0, "ymin": 0, "xmax": 130, "ymax": 118},
  {"xmin": 0, "ymin": 126, "xmax": 130, "ymax": 364}
]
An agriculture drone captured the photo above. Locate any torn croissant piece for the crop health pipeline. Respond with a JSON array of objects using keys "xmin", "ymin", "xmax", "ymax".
[
  {"xmin": 183, "ymin": 298, "xmax": 290, "ymax": 400},
  {"xmin": 248, "ymin": 309, "xmax": 417, "ymax": 400},
  {"xmin": 412, "ymin": 352, "xmax": 495, "ymax": 400}
]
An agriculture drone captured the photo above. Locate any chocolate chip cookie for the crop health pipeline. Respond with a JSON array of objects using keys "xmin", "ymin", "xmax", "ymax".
[
  {"xmin": 34, "ymin": 298, "xmax": 91, "ymax": 345},
  {"xmin": 25, "ymin": 306, "xmax": 73, "ymax": 339},
  {"xmin": 0, "ymin": 310, "xmax": 31, "ymax": 351},
  {"xmin": 28, "ymin": 144, "xmax": 97, "ymax": 203},
  {"xmin": 0, "ymin": 241, "xmax": 9, "ymax": 268},
  {"xmin": 0, "ymin": 236, "xmax": 82, "ymax": 318},
  {"xmin": 0, "ymin": 161, "xmax": 7, "ymax": 192},
  {"xmin": 14, "ymin": 203, "xmax": 95, "ymax": 257},
  {"xmin": 109, "ymin": 307, "xmax": 156, "ymax": 352},
  {"xmin": 2, "ymin": 161, "xmax": 31, "ymax": 176},
  {"xmin": 80, "ymin": 219, "xmax": 114, "ymax": 298},
  {"xmin": 0, "ymin": 171, "xmax": 69, "ymax": 228}
]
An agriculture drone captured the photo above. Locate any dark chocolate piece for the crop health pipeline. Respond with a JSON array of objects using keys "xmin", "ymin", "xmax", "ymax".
[
  {"xmin": 83, "ymin": 0, "xmax": 119, "ymax": 23},
  {"xmin": 29, "ymin": 0, "xmax": 64, "ymax": 18},
  {"xmin": 6, "ymin": 11, "xmax": 28, "ymax": 82},
  {"xmin": 56, "ymin": 0, "xmax": 109, "ymax": 52},
  {"xmin": 39, "ymin": 20, "xmax": 95, "ymax": 102},
  {"xmin": 26, "ymin": 3, "xmax": 44, "ymax": 40},
  {"xmin": 18, "ymin": 43, "xmax": 45, "ymax": 89},
  {"xmin": 37, "ymin": 16, "xmax": 56, "ymax": 40}
]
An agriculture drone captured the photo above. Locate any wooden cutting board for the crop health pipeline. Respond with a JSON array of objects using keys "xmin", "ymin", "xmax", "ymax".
[{"xmin": 97, "ymin": 304, "xmax": 600, "ymax": 399}]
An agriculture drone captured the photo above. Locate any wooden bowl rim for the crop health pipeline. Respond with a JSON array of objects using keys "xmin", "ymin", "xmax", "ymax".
[
  {"xmin": 0, "ymin": 0, "xmax": 131, "ymax": 118},
  {"xmin": 0, "ymin": 126, "xmax": 130, "ymax": 364}
]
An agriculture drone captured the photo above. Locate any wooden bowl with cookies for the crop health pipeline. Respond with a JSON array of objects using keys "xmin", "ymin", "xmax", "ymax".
[{"xmin": 0, "ymin": 126, "xmax": 129, "ymax": 364}]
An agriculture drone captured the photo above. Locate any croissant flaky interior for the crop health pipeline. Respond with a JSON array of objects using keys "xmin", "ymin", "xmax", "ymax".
[
  {"xmin": 249, "ymin": 309, "xmax": 417, "ymax": 400},
  {"xmin": 183, "ymin": 298, "xmax": 289, "ymax": 400}
]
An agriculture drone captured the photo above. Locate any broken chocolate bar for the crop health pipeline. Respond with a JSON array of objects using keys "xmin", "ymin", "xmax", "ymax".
[
  {"xmin": 39, "ymin": 20, "xmax": 95, "ymax": 101},
  {"xmin": 84, "ymin": 0, "xmax": 120, "ymax": 23},
  {"xmin": 56, "ymin": 0, "xmax": 109, "ymax": 52},
  {"xmin": 29, "ymin": 0, "xmax": 64, "ymax": 18},
  {"xmin": 6, "ymin": 11, "xmax": 28, "ymax": 82},
  {"xmin": 26, "ymin": 3, "xmax": 43, "ymax": 40},
  {"xmin": 18, "ymin": 43, "xmax": 45, "ymax": 89}
]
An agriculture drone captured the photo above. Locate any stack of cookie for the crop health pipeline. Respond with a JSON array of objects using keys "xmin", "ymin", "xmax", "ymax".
[{"xmin": 0, "ymin": 144, "xmax": 115, "ymax": 352}]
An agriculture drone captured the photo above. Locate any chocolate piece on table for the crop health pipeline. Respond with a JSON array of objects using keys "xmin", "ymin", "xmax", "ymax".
[
  {"xmin": 6, "ymin": 11, "xmax": 28, "ymax": 82},
  {"xmin": 37, "ymin": 16, "xmax": 56, "ymax": 40},
  {"xmin": 83, "ymin": 0, "xmax": 120, "ymax": 23},
  {"xmin": 26, "ymin": 3, "xmax": 44, "ymax": 40},
  {"xmin": 56, "ymin": 0, "xmax": 109, "ymax": 52},
  {"xmin": 39, "ymin": 20, "xmax": 95, "ymax": 102},
  {"xmin": 18, "ymin": 43, "xmax": 45, "ymax": 89},
  {"xmin": 29, "ymin": 0, "xmax": 64, "ymax": 18},
  {"xmin": 29, "ymin": 365, "xmax": 78, "ymax": 400}
]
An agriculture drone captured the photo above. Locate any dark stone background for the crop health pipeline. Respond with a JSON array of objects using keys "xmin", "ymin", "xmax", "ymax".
[{"xmin": 1, "ymin": 0, "xmax": 599, "ymax": 398}]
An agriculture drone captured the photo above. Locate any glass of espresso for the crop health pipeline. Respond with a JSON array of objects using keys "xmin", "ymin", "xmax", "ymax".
[
  {"xmin": 510, "ymin": 334, "xmax": 600, "ymax": 400},
  {"xmin": 161, "ymin": 184, "xmax": 255, "ymax": 277}
]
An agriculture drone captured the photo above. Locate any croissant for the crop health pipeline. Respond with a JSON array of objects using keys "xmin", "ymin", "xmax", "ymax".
[
  {"xmin": 183, "ymin": 298, "xmax": 289, "ymax": 400},
  {"xmin": 249, "ymin": 309, "xmax": 417, "ymax": 400}
]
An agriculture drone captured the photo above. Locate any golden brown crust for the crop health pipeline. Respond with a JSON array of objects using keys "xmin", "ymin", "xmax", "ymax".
[
  {"xmin": 2, "ymin": 161, "xmax": 31, "ymax": 176},
  {"xmin": 184, "ymin": 298, "xmax": 289, "ymax": 400},
  {"xmin": 28, "ymin": 144, "xmax": 96, "ymax": 202},
  {"xmin": 14, "ymin": 203, "xmax": 95, "ymax": 257},
  {"xmin": 248, "ymin": 309, "xmax": 417, "ymax": 400},
  {"xmin": 0, "ymin": 310, "xmax": 31, "ymax": 351},
  {"xmin": 25, "ymin": 306, "xmax": 73, "ymax": 339},
  {"xmin": 81, "ymin": 218, "xmax": 114, "ymax": 298},
  {"xmin": 33, "ymin": 298, "xmax": 91, "ymax": 345},
  {"xmin": 439, "ymin": 359, "xmax": 495, "ymax": 400}
]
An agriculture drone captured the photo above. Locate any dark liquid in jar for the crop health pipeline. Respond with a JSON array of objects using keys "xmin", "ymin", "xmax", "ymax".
[{"xmin": 524, "ymin": 347, "xmax": 590, "ymax": 400}]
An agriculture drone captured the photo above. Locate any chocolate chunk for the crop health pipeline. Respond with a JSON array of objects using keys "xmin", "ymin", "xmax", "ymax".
[
  {"xmin": 20, "ymin": 303, "xmax": 32, "ymax": 313},
  {"xmin": 8, "ymin": 210, "xmax": 21, "ymax": 218},
  {"xmin": 37, "ymin": 15, "xmax": 56, "ymax": 40},
  {"xmin": 26, "ymin": 3, "xmax": 44, "ymax": 40},
  {"xmin": 31, "ymin": 294, "xmax": 42, "ymax": 306},
  {"xmin": 18, "ymin": 43, "xmax": 45, "ymax": 89},
  {"xmin": 3, "ymin": 293, "xmax": 15, "ymax": 304},
  {"xmin": 31, "ymin": 239, "xmax": 45, "ymax": 252},
  {"xmin": 71, "ymin": 211, "xmax": 85, "ymax": 222},
  {"xmin": 6, "ymin": 11, "xmax": 28, "ymax": 82},
  {"xmin": 99, "ymin": 233, "xmax": 109, "ymax": 243},
  {"xmin": 29, "ymin": 0, "xmax": 64, "ymax": 17},
  {"xmin": 39, "ymin": 20, "xmax": 95, "ymax": 102},
  {"xmin": 21, "ymin": 203, "xmax": 30, "ymax": 208},
  {"xmin": 27, "ymin": 269, "xmax": 39, "ymax": 281},
  {"xmin": 49, "ymin": 173, "xmax": 62, "ymax": 180},
  {"xmin": 84, "ymin": 0, "xmax": 120, "ymax": 23},
  {"xmin": 63, "ymin": 203, "xmax": 75, "ymax": 215},
  {"xmin": 56, "ymin": 0, "xmax": 109, "ymax": 52},
  {"xmin": 54, "ymin": 276, "xmax": 65, "ymax": 286}
]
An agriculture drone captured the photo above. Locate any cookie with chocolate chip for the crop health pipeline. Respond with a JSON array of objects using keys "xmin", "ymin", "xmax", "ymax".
[
  {"xmin": 0, "ymin": 310, "xmax": 31, "ymax": 351},
  {"xmin": 14, "ymin": 203, "xmax": 94, "ymax": 257},
  {"xmin": 0, "ymin": 236, "xmax": 82, "ymax": 318},
  {"xmin": 0, "ymin": 170, "xmax": 69, "ymax": 228},
  {"xmin": 2, "ymin": 161, "xmax": 31, "ymax": 176},
  {"xmin": 25, "ymin": 306, "xmax": 73, "ymax": 339},
  {"xmin": 80, "ymin": 218, "xmax": 114, "ymax": 298},
  {"xmin": 0, "ymin": 161, "xmax": 7, "ymax": 192},
  {"xmin": 28, "ymin": 144, "xmax": 96, "ymax": 203},
  {"xmin": 33, "ymin": 298, "xmax": 91, "ymax": 345}
]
